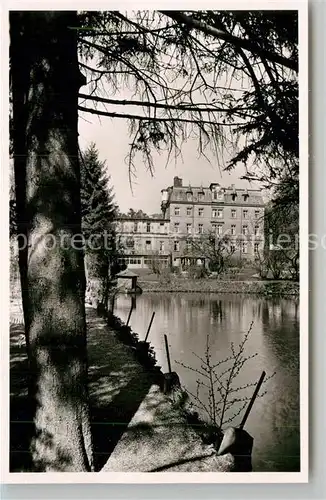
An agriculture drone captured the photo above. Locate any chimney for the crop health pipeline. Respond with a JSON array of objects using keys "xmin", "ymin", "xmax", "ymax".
[{"xmin": 173, "ymin": 176, "xmax": 183, "ymax": 187}]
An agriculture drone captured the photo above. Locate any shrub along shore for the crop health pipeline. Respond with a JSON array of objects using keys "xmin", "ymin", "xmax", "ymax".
[{"xmin": 138, "ymin": 278, "xmax": 299, "ymax": 298}]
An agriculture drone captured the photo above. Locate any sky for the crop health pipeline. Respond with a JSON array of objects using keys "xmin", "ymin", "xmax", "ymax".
[{"xmin": 78, "ymin": 112, "xmax": 260, "ymax": 215}]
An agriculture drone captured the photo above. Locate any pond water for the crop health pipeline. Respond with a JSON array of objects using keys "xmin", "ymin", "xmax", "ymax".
[{"xmin": 115, "ymin": 292, "xmax": 300, "ymax": 472}]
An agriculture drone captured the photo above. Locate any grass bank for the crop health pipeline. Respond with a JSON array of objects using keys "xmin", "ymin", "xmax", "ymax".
[{"xmin": 138, "ymin": 278, "xmax": 299, "ymax": 298}]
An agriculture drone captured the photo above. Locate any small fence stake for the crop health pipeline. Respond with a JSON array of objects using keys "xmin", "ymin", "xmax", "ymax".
[
  {"xmin": 126, "ymin": 303, "xmax": 133, "ymax": 326},
  {"xmin": 164, "ymin": 334, "xmax": 172, "ymax": 373},
  {"xmin": 239, "ymin": 370, "xmax": 266, "ymax": 429},
  {"xmin": 144, "ymin": 312, "xmax": 155, "ymax": 342}
]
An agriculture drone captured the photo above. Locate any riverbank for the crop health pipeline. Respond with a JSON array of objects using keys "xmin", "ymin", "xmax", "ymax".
[
  {"xmin": 138, "ymin": 278, "xmax": 299, "ymax": 297},
  {"xmin": 10, "ymin": 300, "xmax": 250, "ymax": 472}
]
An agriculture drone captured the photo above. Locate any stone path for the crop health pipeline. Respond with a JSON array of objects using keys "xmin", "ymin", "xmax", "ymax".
[{"xmin": 102, "ymin": 384, "xmax": 234, "ymax": 472}]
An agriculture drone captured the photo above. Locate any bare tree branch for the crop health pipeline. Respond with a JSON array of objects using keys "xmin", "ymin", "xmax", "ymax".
[{"xmin": 161, "ymin": 11, "xmax": 298, "ymax": 71}]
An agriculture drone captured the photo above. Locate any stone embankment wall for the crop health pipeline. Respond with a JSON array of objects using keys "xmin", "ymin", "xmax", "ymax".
[{"xmin": 139, "ymin": 279, "xmax": 299, "ymax": 298}]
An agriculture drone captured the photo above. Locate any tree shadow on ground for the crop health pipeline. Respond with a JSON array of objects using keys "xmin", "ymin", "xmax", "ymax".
[
  {"xmin": 10, "ymin": 395, "xmax": 36, "ymax": 472},
  {"xmin": 10, "ymin": 317, "xmax": 156, "ymax": 472},
  {"xmin": 10, "ymin": 323, "xmax": 35, "ymax": 471}
]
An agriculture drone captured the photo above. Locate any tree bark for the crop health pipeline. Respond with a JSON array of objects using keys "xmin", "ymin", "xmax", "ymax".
[{"xmin": 10, "ymin": 11, "xmax": 93, "ymax": 471}]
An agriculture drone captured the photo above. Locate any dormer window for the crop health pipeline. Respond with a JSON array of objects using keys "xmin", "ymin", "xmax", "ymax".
[
  {"xmin": 186, "ymin": 184, "xmax": 193, "ymax": 201},
  {"xmin": 243, "ymin": 189, "xmax": 249, "ymax": 201},
  {"xmin": 211, "ymin": 185, "xmax": 224, "ymax": 202},
  {"xmin": 231, "ymin": 192, "xmax": 237, "ymax": 201},
  {"xmin": 198, "ymin": 186, "xmax": 204, "ymax": 201}
]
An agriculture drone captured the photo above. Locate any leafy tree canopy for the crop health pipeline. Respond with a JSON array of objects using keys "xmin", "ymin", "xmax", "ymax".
[{"xmin": 76, "ymin": 10, "xmax": 298, "ymax": 207}]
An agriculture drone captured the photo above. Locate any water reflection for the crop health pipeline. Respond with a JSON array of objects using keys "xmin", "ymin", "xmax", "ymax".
[{"xmin": 115, "ymin": 292, "xmax": 300, "ymax": 472}]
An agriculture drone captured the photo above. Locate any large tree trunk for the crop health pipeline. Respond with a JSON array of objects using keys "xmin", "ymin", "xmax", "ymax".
[{"xmin": 10, "ymin": 11, "xmax": 93, "ymax": 471}]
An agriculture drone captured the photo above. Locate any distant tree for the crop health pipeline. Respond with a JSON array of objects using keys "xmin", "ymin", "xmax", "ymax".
[
  {"xmin": 146, "ymin": 251, "xmax": 167, "ymax": 276},
  {"xmin": 126, "ymin": 208, "xmax": 136, "ymax": 218},
  {"xmin": 81, "ymin": 143, "xmax": 124, "ymax": 306},
  {"xmin": 184, "ymin": 231, "xmax": 239, "ymax": 275},
  {"xmin": 264, "ymin": 202, "xmax": 299, "ymax": 280},
  {"xmin": 123, "ymin": 208, "xmax": 149, "ymax": 218}
]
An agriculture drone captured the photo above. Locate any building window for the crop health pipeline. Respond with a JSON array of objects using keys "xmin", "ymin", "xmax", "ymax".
[
  {"xmin": 126, "ymin": 237, "xmax": 134, "ymax": 248},
  {"xmin": 146, "ymin": 240, "xmax": 151, "ymax": 250},
  {"xmin": 217, "ymin": 224, "xmax": 223, "ymax": 236},
  {"xmin": 174, "ymin": 222, "xmax": 180, "ymax": 233},
  {"xmin": 198, "ymin": 207, "xmax": 204, "ymax": 217},
  {"xmin": 254, "ymin": 242, "xmax": 259, "ymax": 254},
  {"xmin": 160, "ymin": 222, "xmax": 164, "ymax": 228},
  {"xmin": 212, "ymin": 223, "xmax": 217, "ymax": 233},
  {"xmin": 231, "ymin": 209, "xmax": 237, "ymax": 218},
  {"xmin": 174, "ymin": 207, "xmax": 180, "ymax": 216},
  {"xmin": 255, "ymin": 210, "xmax": 260, "ymax": 219},
  {"xmin": 146, "ymin": 222, "xmax": 151, "ymax": 233},
  {"xmin": 198, "ymin": 224, "xmax": 203, "ymax": 234},
  {"xmin": 129, "ymin": 258, "xmax": 142, "ymax": 265},
  {"xmin": 242, "ymin": 242, "xmax": 248, "ymax": 254},
  {"xmin": 212, "ymin": 208, "xmax": 217, "ymax": 218},
  {"xmin": 230, "ymin": 244, "xmax": 236, "ymax": 253},
  {"xmin": 254, "ymin": 225, "xmax": 260, "ymax": 236},
  {"xmin": 186, "ymin": 223, "xmax": 192, "ymax": 234},
  {"xmin": 159, "ymin": 241, "xmax": 164, "ymax": 252},
  {"xmin": 186, "ymin": 207, "xmax": 192, "ymax": 216},
  {"xmin": 187, "ymin": 192, "xmax": 192, "ymax": 201},
  {"xmin": 217, "ymin": 209, "xmax": 223, "ymax": 218},
  {"xmin": 213, "ymin": 190, "xmax": 218, "ymax": 200},
  {"xmin": 174, "ymin": 240, "xmax": 180, "ymax": 252},
  {"xmin": 198, "ymin": 192, "xmax": 204, "ymax": 201},
  {"xmin": 243, "ymin": 210, "xmax": 248, "ymax": 219},
  {"xmin": 231, "ymin": 224, "xmax": 236, "ymax": 236},
  {"xmin": 243, "ymin": 193, "xmax": 249, "ymax": 201},
  {"xmin": 242, "ymin": 225, "xmax": 248, "ymax": 236},
  {"xmin": 134, "ymin": 222, "xmax": 138, "ymax": 232},
  {"xmin": 231, "ymin": 192, "xmax": 237, "ymax": 201},
  {"xmin": 186, "ymin": 240, "xmax": 192, "ymax": 252}
]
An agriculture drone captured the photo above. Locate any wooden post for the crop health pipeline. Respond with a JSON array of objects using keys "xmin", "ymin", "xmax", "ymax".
[
  {"xmin": 144, "ymin": 312, "xmax": 155, "ymax": 342},
  {"xmin": 164, "ymin": 334, "xmax": 172, "ymax": 373},
  {"xmin": 126, "ymin": 303, "xmax": 133, "ymax": 327},
  {"xmin": 239, "ymin": 370, "xmax": 266, "ymax": 429},
  {"xmin": 131, "ymin": 293, "xmax": 137, "ymax": 310},
  {"xmin": 110, "ymin": 295, "xmax": 115, "ymax": 314}
]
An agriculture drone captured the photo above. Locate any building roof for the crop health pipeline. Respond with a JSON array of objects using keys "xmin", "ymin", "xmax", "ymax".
[
  {"xmin": 116, "ymin": 269, "xmax": 139, "ymax": 278},
  {"xmin": 117, "ymin": 215, "xmax": 167, "ymax": 222},
  {"xmin": 166, "ymin": 185, "xmax": 264, "ymax": 206}
]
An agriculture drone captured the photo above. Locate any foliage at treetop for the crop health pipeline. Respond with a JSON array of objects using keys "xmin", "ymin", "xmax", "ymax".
[
  {"xmin": 77, "ymin": 10, "xmax": 298, "ymax": 208},
  {"xmin": 81, "ymin": 142, "xmax": 115, "ymax": 238},
  {"xmin": 260, "ymin": 202, "xmax": 299, "ymax": 280},
  {"xmin": 80, "ymin": 143, "xmax": 124, "ymax": 289}
]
